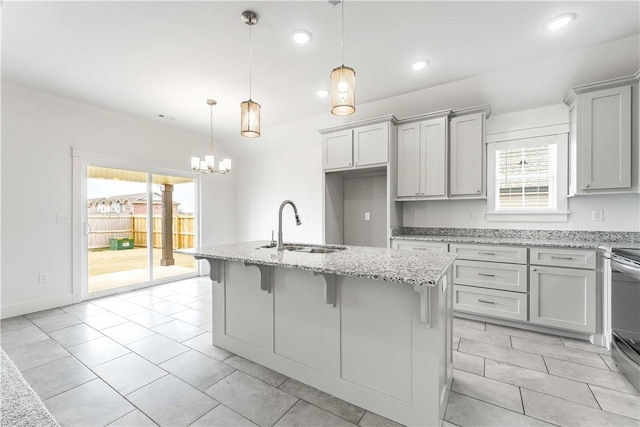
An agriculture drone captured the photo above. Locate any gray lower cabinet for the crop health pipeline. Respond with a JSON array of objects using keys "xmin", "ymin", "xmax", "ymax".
[{"xmin": 529, "ymin": 265, "xmax": 596, "ymax": 333}]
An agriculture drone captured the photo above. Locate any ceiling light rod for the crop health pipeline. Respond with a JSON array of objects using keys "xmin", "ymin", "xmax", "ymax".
[
  {"xmin": 330, "ymin": 0, "xmax": 355, "ymax": 116},
  {"xmin": 191, "ymin": 99, "xmax": 231, "ymax": 174},
  {"xmin": 240, "ymin": 10, "xmax": 261, "ymax": 138}
]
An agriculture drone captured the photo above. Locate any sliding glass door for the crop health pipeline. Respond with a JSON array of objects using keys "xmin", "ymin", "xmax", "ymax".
[{"xmin": 82, "ymin": 164, "xmax": 198, "ymax": 296}]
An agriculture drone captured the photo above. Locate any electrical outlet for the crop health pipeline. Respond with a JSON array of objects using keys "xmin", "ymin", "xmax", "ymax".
[
  {"xmin": 364, "ymin": 212, "xmax": 371, "ymax": 221},
  {"xmin": 592, "ymin": 209, "xmax": 604, "ymax": 222},
  {"xmin": 56, "ymin": 213, "xmax": 70, "ymax": 224},
  {"xmin": 466, "ymin": 212, "xmax": 474, "ymax": 221},
  {"xmin": 38, "ymin": 273, "xmax": 49, "ymax": 283}
]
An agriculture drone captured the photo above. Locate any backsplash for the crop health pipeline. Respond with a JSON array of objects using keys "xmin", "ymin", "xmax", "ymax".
[{"xmin": 394, "ymin": 227, "xmax": 640, "ymax": 243}]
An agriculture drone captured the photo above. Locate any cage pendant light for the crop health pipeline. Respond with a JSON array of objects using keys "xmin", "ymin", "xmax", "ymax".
[
  {"xmin": 240, "ymin": 10, "xmax": 261, "ymax": 138},
  {"xmin": 330, "ymin": 0, "xmax": 355, "ymax": 116},
  {"xmin": 190, "ymin": 99, "xmax": 231, "ymax": 174}
]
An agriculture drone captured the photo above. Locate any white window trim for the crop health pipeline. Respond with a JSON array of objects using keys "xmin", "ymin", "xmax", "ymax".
[{"xmin": 486, "ymin": 133, "xmax": 569, "ymax": 222}]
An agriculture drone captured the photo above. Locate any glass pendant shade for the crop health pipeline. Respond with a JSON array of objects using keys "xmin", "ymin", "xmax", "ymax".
[
  {"xmin": 240, "ymin": 99, "xmax": 261, "ymax": 138},
  {"xmin": 330, "ymin": 65, "xmax": 356, "ymax": 116}
]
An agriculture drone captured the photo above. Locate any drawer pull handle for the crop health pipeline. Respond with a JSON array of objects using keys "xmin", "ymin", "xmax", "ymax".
[
  {"xmin": 478, "ymin": 273, "xmax": 496, "ymax": 277},
  {"xmin": 412, "ymin": 248, "xmax": 428, "ymax": 251},
  {"xmin": 478, "ymin": 299, "xmax": 495, "ymax": 305},
  {"xmin": 551, "ymin": 256, "xmax": 573, "ymax": 260},
  {"xmin": 478, "ymin": 252, "xmax": 495, "ymax": 256}
]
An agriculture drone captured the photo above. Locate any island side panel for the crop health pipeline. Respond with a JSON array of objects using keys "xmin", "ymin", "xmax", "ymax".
[
  {"xmin": 212, "ymin": 260, "xmax": 451, "ymax": 427},
  {"xmin": 217, "ymin": 261, "xmax": 273, "ymax": 351},
  {"xmin": 339, "ymin": 276, "xmax": 414, "ymax": 403},
  {"xmin": 272, "ymin": 267, "xmax": 326, "ymax": 370}
]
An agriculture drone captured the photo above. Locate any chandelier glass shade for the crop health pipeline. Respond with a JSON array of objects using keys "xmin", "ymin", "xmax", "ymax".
[
  {"xmin": 240, "ymin": 98, "xmax": 261, "ymax": 138},
  {"xmin": 330, "ymin": 65, "xmax": 356, "ymax": 116}
]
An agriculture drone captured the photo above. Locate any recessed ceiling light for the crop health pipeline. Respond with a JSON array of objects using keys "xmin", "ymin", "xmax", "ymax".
[
  {"xmin": 291, "ymin": 30, "xmax": 312, "ymax": 45},
  {"xmin": 544, "ymin": 13, "xmax": 576, "ymax": 31},
  {"xmin": 317, "ymin": 89, "xmax": 329, "ymax": 98},
  {"xmin": 411, "ymin": 59, "xmax": 430, "ymax": 71}
]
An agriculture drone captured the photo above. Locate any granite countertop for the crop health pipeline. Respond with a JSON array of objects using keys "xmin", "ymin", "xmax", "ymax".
[
  {"xmin": 391, "ymin": 235, "xmax": 640, "ymax": 250},
  {"xmin": 180, "ymin": 241, "xmax": 456, "ymax": 288}
]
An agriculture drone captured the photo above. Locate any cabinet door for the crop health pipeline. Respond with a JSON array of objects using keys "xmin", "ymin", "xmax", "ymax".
[
  {"xmin": 323, "ymin": 130, "xmax": 353, "ymax": 170},
  {"xmin": 530, "ymin": 266, "xmax": 596, "ymax": 333},
  {"xmin": 354, "ymin": 122, "xmax": 389, "ymax": 167},
  {"xmin": 396, "ymin": 123, "xmax": 421, "ymax": 197},
  {"xmin": 450, "ymin": 113, "xmax": 484, "ymax": 197},
  {"xmin": 581, "ymin": 86, "xmax": 631, "ymax": 191},
  {"xmin": 420, "ymin": 117, "xmax": 447, "ymax": 197}
]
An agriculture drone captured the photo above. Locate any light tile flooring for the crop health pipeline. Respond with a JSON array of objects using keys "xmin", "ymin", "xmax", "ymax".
[{"xmin": 1, "ymin": 277, "xmax": 638, "ymax": 427}]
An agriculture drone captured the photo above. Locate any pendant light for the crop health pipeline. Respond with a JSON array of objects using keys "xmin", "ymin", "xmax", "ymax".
[
  {"xmin": 330, "ymin": 0, "xmax": 355, "ymax": 116},
  {"xmin": 240, "ymin": 10, "xmax": 261, "ymax": 138},
  {"xmin": 190, "ymin": 99, "xmax": 231, "ymax": 174}
]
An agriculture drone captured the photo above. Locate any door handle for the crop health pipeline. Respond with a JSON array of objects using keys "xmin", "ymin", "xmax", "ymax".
[{"xmin": 84, "ymin": 222, "xmax": 92, "ymax": 236}]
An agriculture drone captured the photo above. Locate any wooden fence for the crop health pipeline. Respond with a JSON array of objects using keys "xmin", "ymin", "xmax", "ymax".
[{"xmin": 88, "ymin": 214, "xmax": 194, "ymax": 249}]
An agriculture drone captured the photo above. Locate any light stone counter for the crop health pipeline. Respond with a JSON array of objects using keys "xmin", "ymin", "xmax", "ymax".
[
  {"xmin": 392, "ymin": 228, "xmax": 640, "ymax": 251},
  {"xmin": 392, "ymin": 234, "xmax": 640, "ymax": 251},
  {"xmin": 181, "ymin": 240, "xmax": 456, "ymax": 287}
]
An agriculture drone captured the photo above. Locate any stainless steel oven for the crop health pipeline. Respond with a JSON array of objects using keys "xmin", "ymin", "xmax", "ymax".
[{"xmin": 610, "ymin": 247, "xmax": 640, "ymax": 393}]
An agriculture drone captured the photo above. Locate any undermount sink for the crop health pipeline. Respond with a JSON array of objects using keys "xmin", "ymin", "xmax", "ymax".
[{"xmin": 257, "ymin": 243, "xmax": 347, "ymax": 254}]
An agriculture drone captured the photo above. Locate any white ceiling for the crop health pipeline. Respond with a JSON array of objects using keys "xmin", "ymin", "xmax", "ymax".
[{"xmin": 3, "ymin": 1, "xmax": 639, "ymax": 152}]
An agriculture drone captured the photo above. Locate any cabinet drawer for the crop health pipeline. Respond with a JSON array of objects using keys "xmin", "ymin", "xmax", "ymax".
[
  {"xmin": 530, "ymin": 248, "xmax": 596, "ymax": 269},
  {"xmin": 453, "ymin": 285, "xmax": 528, "ymax": 321},
  {"xmin": 449, "ymin": 244, "xmax": 527, "ymax": 264},
  {"xmin": 392, "ymin": 240, "xmax": 448, "ymax": 253},
  {"xmin": 453, "ymin": 260, "xmax": 527, "ymax": 292}
]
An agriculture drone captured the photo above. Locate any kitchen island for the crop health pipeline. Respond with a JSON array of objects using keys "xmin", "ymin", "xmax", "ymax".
[{"xmin": 181, "ymin": 241, "xmax": 455, "ymax": 426}]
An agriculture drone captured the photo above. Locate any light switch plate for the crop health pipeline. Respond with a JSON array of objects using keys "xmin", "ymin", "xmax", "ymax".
[{"xmin": 364, "ymin": 212, "xmax": 371, "ymax": 221}]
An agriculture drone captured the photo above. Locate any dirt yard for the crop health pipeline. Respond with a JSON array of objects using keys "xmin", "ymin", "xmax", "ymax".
[{"xmin": 88, "ymin": 247, "xmax": 195, "ymax": 275}]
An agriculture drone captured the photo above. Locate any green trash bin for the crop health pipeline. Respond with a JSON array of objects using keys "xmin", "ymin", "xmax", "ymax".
[{"xmin": 109, "ymin": 238, "xmax": 134, "ymax": 250}]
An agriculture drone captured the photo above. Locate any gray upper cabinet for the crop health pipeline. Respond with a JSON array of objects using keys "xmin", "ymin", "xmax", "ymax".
[
  {"xmin": 565, "ymin": 76, "xmax": 637, "ymax": 195},
  {"xmin": 396, "ymin": 116, "xmax": 448, "ymax": 198},
  {"xmin": 450, "ymin": 112, "xmax": 485, "ymax": 197},
  {"xmin": 321, "ymin": 119, "xmax": 394, "ymax": 171},
  {"xmin": 354, "ymin": 122, "xmax": 389, "ymax": 167},
  {"xmin": 396, "ymin": 123, "xmax": 420, "ymax": 197},
  {"xmin": 323, "ymin": 130, "xmax": 353, "ymax": 170}
]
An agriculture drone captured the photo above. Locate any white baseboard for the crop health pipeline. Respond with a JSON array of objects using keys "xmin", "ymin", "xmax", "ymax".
[{"xmin": 1, "ymin": 295, "xmax": 74, "ymax": 319}]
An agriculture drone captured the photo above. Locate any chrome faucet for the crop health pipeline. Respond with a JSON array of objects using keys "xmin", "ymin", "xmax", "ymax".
[{"xmin": 278, "ymin": 200, "xmax": 302, "ymax": 250}]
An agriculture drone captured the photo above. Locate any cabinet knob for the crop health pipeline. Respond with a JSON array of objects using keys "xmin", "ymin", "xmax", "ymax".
[
  {"xmin": 476, "ymin": 190, "xmax": 481, "ymax": 193},
  {"xmin": 348, "ymin": 163, "xmax": 352, "ymax": 166},
  {"xmin": 415, "ymin": 192, "xmax": 419, "ymax": 196},
  {"xmin": 585, "ymin": 184, "xmax": 590, "ymax": 188}
]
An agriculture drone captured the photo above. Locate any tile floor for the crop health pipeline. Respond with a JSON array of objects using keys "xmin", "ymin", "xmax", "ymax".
[{"xmin": 2, "ymin": 277, "xmax": 639, "ymax": 427}]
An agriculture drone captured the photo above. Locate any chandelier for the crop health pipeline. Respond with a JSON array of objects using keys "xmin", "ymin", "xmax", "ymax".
[{"xmin": 190, "ymin": 99, "xmax": 231, "ymax": 174}]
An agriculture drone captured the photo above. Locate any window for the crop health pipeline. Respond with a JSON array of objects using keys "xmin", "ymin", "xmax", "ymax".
[{"xmin": 487, "ymin": 134, "xmax": 568, "ymax": 222}]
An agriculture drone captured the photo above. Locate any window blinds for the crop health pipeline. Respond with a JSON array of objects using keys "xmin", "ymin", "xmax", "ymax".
[{"xmin": 495, "ymin": 143, "xmax": 557, "ymax": 210}]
